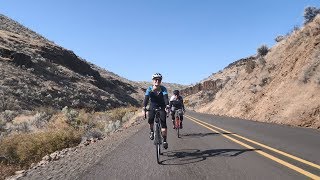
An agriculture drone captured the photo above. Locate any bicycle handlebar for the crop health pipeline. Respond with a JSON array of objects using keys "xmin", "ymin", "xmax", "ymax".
[{"xmin": 143, "ymin": 107, "xmax": 170, "ymax": 119}]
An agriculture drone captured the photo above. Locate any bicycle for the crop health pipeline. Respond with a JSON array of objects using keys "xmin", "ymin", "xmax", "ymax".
[
  {"xmin": 144, "ymin": 107, "xmax": 164, "ymax": 164},
  {"xmin": 173, "ymin": 109, "xmax": 183, "ymax": 138}
]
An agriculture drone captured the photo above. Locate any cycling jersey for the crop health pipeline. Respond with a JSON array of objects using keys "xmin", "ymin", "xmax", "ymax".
[
  {"xmin": 169, "ymin": 95, "xmax": 185, "ymax": 110},
  {"xmin": 143, "ymin": 85, "xmax": 169, "ymax": 108}
]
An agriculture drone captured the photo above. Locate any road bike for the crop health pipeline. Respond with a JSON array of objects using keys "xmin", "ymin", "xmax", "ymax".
[
  {"xmin": 173, "ymin": 109, "xmax": 183, "ymax": 138},
  {"xmin": 145, "ymin": 108, "xmax": 164, "ymax": 164}
]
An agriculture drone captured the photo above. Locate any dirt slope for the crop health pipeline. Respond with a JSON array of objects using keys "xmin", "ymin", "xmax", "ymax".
[{"xmin": 183, "ymin": 15, "xmax": 320, "ymax": 129}]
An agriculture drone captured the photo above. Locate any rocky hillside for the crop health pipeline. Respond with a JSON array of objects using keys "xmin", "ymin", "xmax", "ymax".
[
  {"xmin": 182, "ymin": 15, "xmax": 320, "ymax": 129},
  {"xmin": 0, "ymin": 14, "xmax": 185, "ymax": 112}
]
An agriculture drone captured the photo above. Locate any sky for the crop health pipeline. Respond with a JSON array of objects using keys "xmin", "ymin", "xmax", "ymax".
[{"xmin": 0, "ymin": 1, "xmax": 319, "ymax": 85}]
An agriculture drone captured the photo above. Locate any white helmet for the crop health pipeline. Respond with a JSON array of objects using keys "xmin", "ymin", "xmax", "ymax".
[{"xmin": 152, "ymin": 73, "xmax": 162, "ymax": 80}]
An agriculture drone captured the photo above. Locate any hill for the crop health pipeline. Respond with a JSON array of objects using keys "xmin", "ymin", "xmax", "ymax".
[
  {"xmin": 0, "ymin": 14, "xmax": 185, "ymax": 112},
  {"xmin": 182, "ymin": 15, "xmax": 320, "ymax": 129}
]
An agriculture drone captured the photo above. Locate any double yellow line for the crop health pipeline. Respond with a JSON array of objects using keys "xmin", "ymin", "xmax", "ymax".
[{"xmin": 185, "ymin": 115, "xmax": 320, "ymax": 180}]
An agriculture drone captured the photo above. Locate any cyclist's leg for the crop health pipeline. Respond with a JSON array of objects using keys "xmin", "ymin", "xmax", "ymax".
[
  {"xmin": 180, "ymin": 115, "xmax": 183, "ymax": 128},
  {"xmin": 160, "ymin": 109, "xmax": 168, "ymax": 149},
  {"xmin": 148, "ymin": 109, "xmax": 155, "ymax": 130},
  {"xmin": 171, "ymin": 111, "xmax": 175, "ymax": 120},
  {"xmin": 160, "ymin": 109, "xmax": 167, "ymax": 137},
  {"xmin": 148, "ymin": 109, "xmax": 155, "ymax": 140},
  {"xmin": 171, "ymin": 111, "xmax": 175, "ymax": 128}
]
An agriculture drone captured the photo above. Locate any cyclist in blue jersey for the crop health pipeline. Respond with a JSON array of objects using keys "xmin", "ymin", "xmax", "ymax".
[{"xmin": 143, "ymin": 73, "xmax": 169, "ymax": 149}]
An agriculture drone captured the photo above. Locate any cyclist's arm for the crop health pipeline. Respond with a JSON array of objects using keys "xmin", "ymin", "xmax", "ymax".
[
  {"xmin": 143, "ymin": 86, "xmax": 152, "ymax": 108},
  {"xmin": 164, "ymin": 94, "xmax": 169, "ymax": 106},
  {"xmin": 181, "ymin": 96, "xmax": 186, "ymax": 111},
  {"xmin": 143, "ymin": 95, "xmax": 149, "ymax": 108},
  {"xmin": 161, "ymin": 86, "xmax": 169, "ymax": 106},
  {"xmin": 168, "ymin": 95, "xmax": 174, "ymax": 108}
]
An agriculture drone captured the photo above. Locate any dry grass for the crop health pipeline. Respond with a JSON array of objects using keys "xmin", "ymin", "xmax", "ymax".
[
  {"xmin": 107, "ymin": 106, "xmax": 138, "ymax": 121},
  {"xmin": 0, "ymin": 128, "xmax": 81, "ymax": 166}
]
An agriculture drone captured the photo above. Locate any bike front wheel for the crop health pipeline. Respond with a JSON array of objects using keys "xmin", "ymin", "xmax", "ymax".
[{"xmin": 156, "ymin": 144, "xmax": 161, "ymax": 164}]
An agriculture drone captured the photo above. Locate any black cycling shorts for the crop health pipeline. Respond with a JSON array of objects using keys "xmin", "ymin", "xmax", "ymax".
[{"xmin": 148, "ymin": 108, "xmax": 167, "ymax": 128}]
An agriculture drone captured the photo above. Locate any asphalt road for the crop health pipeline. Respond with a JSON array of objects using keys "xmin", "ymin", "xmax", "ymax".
[{"xmin": 79, "ymin": 111, "xmax": 320, "ymax": 180}]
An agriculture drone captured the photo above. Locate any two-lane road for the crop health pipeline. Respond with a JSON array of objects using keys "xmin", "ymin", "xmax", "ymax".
[{"xmin": 80, "ymin": 111, "xmax": 320, "ymax": 180}]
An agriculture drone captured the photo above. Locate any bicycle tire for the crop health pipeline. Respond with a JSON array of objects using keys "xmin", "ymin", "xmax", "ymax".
[
  {"xmin": 175, "ymin": 113, "xmax": 181, "ymax": 138},
  {"xmin": 177, "ymin": 127, "xmax": 180, "ymax": 138},
  {"xmin": 155, "ymin": 120, "xmax": 161, "ymax": 164},
  {"xmin": 156, "ymin": 144, "xmax": 161, "ymax": 164}
]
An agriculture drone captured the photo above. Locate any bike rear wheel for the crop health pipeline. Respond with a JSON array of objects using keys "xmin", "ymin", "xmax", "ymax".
[
  {"xmin": 177, "ymin": 127, "xmax": 180, "ymax": 138},
  {"xmin": 175, "ymin": 117, "xmax": 180, "ymax": 138}
]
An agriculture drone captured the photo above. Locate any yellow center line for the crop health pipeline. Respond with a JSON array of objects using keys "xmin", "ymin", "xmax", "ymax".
[
  {"xmin": 185, "ymin": 115, "xmax": 320, "ymax": 170},
  {"xmin": 185, "ymin": 115, "xmax": 320, "ymax": 180}
]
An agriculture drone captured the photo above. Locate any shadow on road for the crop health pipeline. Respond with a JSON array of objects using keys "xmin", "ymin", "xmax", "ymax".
[
  {"xmin": 160, "ymin": 148, "xmax": 258, "ymax": 165},
  {"xmin": 180, "ymin": 132, "xmax": 234, "ymax": 138}
]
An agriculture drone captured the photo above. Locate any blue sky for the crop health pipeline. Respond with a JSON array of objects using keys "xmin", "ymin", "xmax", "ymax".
[{"xmin": 0, "ymin": 1, "xmax": 319, "ymax": 85}]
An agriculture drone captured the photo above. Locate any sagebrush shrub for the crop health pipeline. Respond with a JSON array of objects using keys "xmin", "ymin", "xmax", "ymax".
[
  {"xmin": 257, "ymin": 45, "xmax": 269, "ymax": 57},
  {"xmin": 83, "ymin": 129, "xmax": 103, "ymax": 140},
  {"xmin": 33, "ymin": 112, "xmax": 51, "ymax": 128},
  {"xmin": 304, "ymin": 6, "xmax": 320, "ymax": 24},
  {"xmin": 2, "ymin": 110, "xmax": 17, "ymax": 122}
]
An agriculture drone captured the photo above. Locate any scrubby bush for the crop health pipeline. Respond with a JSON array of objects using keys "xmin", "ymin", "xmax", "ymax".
[
  {"xmin": 257, "ymin": 45, "xmax": 269, "ymax": 57},
  {"xmin": 0, "ymin": 128, "xmax": 81, "ymax": 166},
  {"xmin": 304, "ymin": 6, "xmax": 320, "ymax": 25},
  {"xmin": 275, "ymin": 35, "xmax": 285, "ymax": 42},
  {"xmin": 15, "ymin": 122, "xmax": 30, "ymax": 133},
  {"xmin": 107, "ymin": 106, "xmax": 138, "ymax": 121},
  {"xmin": 62, "ymin": 107, "xmax": 79, "ymax": 128},
  {"xmin": 33, "ymin": 112, "xmax": 51, "ymax": 128},
  {"xmin": 83, "ymin": 129, "xmax": 104, "ymax": 140},
  {"xmin": 2, "ymin": 110, "xmax": 17, "ymax": 122}
]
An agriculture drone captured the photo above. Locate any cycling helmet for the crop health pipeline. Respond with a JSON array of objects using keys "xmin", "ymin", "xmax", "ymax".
[
  {"xmin": 173, "ymin": 90, "xmax": 180, "ymax": 95},
  {"xmin": 152, "ymin": 73, "xmax": 162, "ymax": 80}
]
